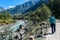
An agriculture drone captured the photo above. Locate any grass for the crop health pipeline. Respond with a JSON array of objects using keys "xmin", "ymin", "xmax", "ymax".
[{"xmin": 0, "ymin": 19, "xmax": 15, "ymax": 24}]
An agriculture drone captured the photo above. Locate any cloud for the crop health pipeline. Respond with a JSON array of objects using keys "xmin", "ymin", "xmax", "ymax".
[
  {"xmin": 9, "ymin": 6, "xmax": 15, "ymax": 8},
  {"xmin": 4, "ymin": 8, "xmax": 7, "ymax": 9}
]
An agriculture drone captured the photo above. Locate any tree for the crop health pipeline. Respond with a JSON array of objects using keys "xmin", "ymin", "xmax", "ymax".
[
  {"xmin": 48, "ymin": 0, "xmax": 60, "ymax": 18},
  {"xmin": 24, "ymin": 4, "xmax": 51, "ymax": 25},
  {"xmin": 40, "ymin": 4, "xmax": 51, "ymax": 20}
]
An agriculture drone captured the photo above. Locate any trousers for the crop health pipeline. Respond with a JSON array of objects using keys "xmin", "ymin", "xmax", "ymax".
[{"xmin": 51, "ymin": 23, "xmax": 56, "ymax": 34}]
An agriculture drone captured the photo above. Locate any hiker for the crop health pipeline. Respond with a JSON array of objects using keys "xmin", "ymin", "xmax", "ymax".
[{"xmin": 49, "ymin": 14, "xmax": 56, "ymax": 34}]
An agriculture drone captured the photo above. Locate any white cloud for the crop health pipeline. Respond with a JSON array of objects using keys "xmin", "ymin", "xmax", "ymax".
[
  {"xmin": 4, "ymin": 8, "xmax": 7, "ymax": 9},
  {"xmin": 9, "ymin": 6, "xmax": 15, "ymax": 8}
]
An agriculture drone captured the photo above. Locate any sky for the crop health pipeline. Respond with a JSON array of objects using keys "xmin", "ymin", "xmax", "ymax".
[{"xmin": 0, "ymin": 0, "xmax": 29, "ymax": 9}]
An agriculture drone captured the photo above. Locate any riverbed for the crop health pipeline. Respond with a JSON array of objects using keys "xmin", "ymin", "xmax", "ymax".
[{"xmin": 0, "ymin": 20, "xmax": 27, "ymax": 33}]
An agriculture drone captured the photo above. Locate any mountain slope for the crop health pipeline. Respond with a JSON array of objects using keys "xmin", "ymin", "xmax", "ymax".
[
  {"xmin": 1, "ymin": 0, "xmax": 49, "ymax": 14},
  {"xmin": 0, "ymin": 7, "xmax": 5, "ymax": 12}
]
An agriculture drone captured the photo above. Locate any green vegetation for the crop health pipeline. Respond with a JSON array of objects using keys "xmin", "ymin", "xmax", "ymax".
[
  {"xmin": 16, "ymin": 0, "xmax": 60, "ymax": 20},
  {"xmin": 0, "ymin": 12, "xmax": 15, "ymax": 24},
  {"xmin": 13, "ymin": 4, "xmax": 51, "ymax": 25},
  {"xmin": 48, "ymin": 0, "xmax": 60, "ymax": 18},
  {"xmin": 22, "ymin": 4, "xmax": 52, "ymax": 40},
  {"xmin": 23, "ymin": 4, "xmax": 51, "ymax": 25}
]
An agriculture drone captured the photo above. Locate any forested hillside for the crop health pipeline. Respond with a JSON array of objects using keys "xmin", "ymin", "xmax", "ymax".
[{"xmin": 48, "ymin": 0, "xmax": 60, "ymax": 18}]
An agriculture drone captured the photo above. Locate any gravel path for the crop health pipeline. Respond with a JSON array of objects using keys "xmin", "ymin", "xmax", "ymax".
[{"xmin": 46, "ymin": 20, "xmax": 60, "ymax": 40}]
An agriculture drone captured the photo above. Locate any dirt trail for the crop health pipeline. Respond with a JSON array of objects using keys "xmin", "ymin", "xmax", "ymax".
[{"xmin": 46, "ymin": 20, "xmax": 60, "ymax": 40}]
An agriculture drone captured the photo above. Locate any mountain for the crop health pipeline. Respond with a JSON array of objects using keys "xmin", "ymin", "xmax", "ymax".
[
  {"xmin": 0, "ymin": 7, "xmax": 5, "ymax": 12},
  {"xmin": 1, "ymin": 0, "xmax": 49, "ymax": 14},
  {"xmin": 7, "ymin": 1, "xmax": 33, "ymax": 14}
]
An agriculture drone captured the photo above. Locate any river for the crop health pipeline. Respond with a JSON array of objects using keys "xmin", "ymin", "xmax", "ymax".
[{"xmin": 0, "ymin": 20, "xmax": 27, "ymax": 33}]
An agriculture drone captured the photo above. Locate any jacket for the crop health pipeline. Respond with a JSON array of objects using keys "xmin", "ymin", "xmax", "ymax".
[{"xmin": 49, "ymin": 16, "xmax": 56, "ymax": 24}]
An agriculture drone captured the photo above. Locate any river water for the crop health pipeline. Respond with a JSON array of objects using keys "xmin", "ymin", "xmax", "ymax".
[
  {"xmin": 9, "ymin": 20, "xmax": 27, "ymax": 32},
  {"xmin": 0, "ymin": 20, "xmax": 27, "ymax": 40},
  {"xmin": 0, "ymin": 20, "xmax": 27, "ymax": 33}
]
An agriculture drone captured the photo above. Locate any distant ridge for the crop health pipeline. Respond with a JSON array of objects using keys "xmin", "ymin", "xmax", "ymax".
[
  {"xmin": 0, "ymin": 0, "xmax": 49, "ymax": 14},
  {"xmin": 0, "ymin": 7, "xmax": 5, "ymax": 12}
]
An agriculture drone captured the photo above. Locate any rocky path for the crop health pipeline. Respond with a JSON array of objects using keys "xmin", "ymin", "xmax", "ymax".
[{"xmin": 46, "ymin": 20, "xmax": 60, "ymax": 40}]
